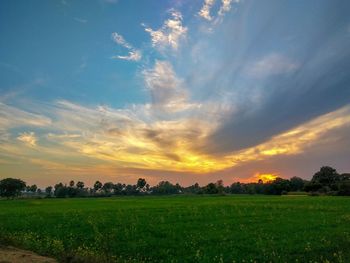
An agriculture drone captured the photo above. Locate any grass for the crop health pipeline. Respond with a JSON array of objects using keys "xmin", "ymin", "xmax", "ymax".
[{"xmin": 0, "ymin": 195, "xmax": 350, "ymax": 262}]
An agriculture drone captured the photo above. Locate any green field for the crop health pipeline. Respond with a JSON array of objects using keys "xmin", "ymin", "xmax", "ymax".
[{"xmin": 0, "ymin": 195, "xmax": 350, "ymax": 262}]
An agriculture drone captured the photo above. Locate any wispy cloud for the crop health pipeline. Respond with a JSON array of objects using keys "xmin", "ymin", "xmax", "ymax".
[
  {"xmin": 0, "ymin": 102, "xmax": 51, "ymax": 129},
  {"xmin": 144, "ymin": 10, "xmax": 187, "ymax": 51},
  {"xmin": 74, "ymin": 17, "xmax": 88, "ymax": 23},
  {"xmin": 114, "ymin": 50, "xmax": 142, "ymax": 61},
  {"xmin": 198, "ymin": 0, "xmax": 216, "ymax": 21},
  {"xmin": 198, "ymin": 0, "xmax": 239, "ymax": 24},
  {"xmin": 218, "ymin": 0, "xmax": 237, "ymax": 17},
  {"xmin": 143, "ymin": 60, "xmax": 199, "ymax": 113},
  {"xmin": 17, "ymin": 132, "xmax": 37, "ymax": 147},
  {"xmin": 111, "ymin": 32, "xmax": 132, "ymax": 49},
  {"xmin": 245, "ymin": 53, "xmax": 299, "ymax": 78},
  {"xmin": 111, "ymin": 32, "xmax": 142, "ymax": 61}
]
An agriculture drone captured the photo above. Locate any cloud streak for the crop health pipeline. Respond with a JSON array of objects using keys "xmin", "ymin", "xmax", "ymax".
[
  {"xmin": 111, "ymin": 32, "xmax": 142, "ymax": 61},
  {"xmin": 144, "ymin": 10, "xmax": 187, "ymax": 51}
]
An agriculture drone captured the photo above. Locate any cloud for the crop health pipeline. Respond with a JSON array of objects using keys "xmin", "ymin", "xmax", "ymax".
[
  {"xmin": 224, "ymin": 105, "xmax": 350, "ymax": 166},
  {"xmin": 113, "ymin": 50, "xmax": 142, "ymax": 61},
  {"xmin": 111, "ymin": 32, "xmax": 142, "ymax": 61},
  {"xmin": 47, "ymin": 133, "xmax": 82, "ymax": 139},
  {"xmin": 198, "ymin": 0, "xmax": 239, "ymax": 24},
  {"xmin": 245, "ymin": 53, "xmax": 299, "ymax": 78},
  {"xmin": 143, "ymin": 60, "xmax": 196, "ymax": 112},
  {"xmin": 144, "ymin": 10, "xmax": 187, "ymax": 51},
  {"xmin": 111, "ymin": 32, "xmax": 132, "ymax": 49},
  {"xmin": 0, "ymin": 130, "xmax": 10, "ymax": 142},
  {"xmin": 198, "ymin": 0, "xmax": 216, "ymax": 21},
  {"xmin": 0, "ymin": 103, "xmax": 51, "ymax": 129},
  {"xmin": 74, "ymin": 17, "xmax": 88, "ymax": 23},
  {"xmin": 17, "ymin": 132, "xmax": 37, "ymax": 147},
  {"xmin": 2, "ymin": 0, "xmax": 350, "ymax": 185},
  {"xmin": 218, "ymin": 0, "xmax": 232, "ymax": 16}
]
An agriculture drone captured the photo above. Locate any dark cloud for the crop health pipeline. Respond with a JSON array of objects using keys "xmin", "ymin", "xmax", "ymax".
[{"xmin": 196, "ymin": 0, "xmax": 350, "ymax": 154}]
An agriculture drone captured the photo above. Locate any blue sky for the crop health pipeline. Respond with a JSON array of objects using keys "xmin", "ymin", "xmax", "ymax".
[{"xmin": 1, "ymin": 0, "xmax": 350, "ymax": 186}]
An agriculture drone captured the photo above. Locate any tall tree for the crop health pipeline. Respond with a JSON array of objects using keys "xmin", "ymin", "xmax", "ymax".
[{"xmin": 94, "ymin": 181, "xmax": 102, "ymax": 192}]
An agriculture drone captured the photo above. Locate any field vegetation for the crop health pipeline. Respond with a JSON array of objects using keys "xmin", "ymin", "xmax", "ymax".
[{"xmin": 1, "ymin": 195, "xmax": 350, "ymax": 262}]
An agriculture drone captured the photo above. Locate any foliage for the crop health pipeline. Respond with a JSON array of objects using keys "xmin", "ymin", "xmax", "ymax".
[
  {"xmin": 0, "ymin": 178, "xmax": 26, "ymax": 198},
  {"xmin": 151, "ymin": 181, "xmax": 180, "ymax": 195},
  {"xmin": 1, "ymin": 166, "xmax": 348, "ymax": 200},
  {"xmin": 305, "ymin": 166, "xmax": 350, "ymax": 195}
]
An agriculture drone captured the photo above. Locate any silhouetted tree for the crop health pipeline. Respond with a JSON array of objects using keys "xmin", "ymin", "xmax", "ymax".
[
  {"xmin": 26, "ymin": 184, "xmax": 37, "ymax": 193},
  {"xmin": 124, "ymin": 184, "xmax": 138, "ymax": 195},
  {"xmin": 30, "ymin": 184, "xmax": 37, "ymax": 193},
  {"xmin": 0, "ymin": 178, "xmax": 26, "ymax": 198},
  {"xmin": 204, "ymin": 183, "xmax": 218, "ymax": 194},
  {"xmin": 289, "ymin": 176, "xmax": 305, "ymax": 191},
  {"xmin": 264, "ymin": 178, "xmax": 290, "ymax": 195},
  {"xmin": 184, "ymin": 183, "xmax": 202, "ymax": 194},
  {"xmin": 45, "ymin": 186, "xmax": 53, "ymax": 197},
  {"xmin": 136, "ymin": 178, "xmax": 147, "ymax": 190},
  {"xmin": 69, "ymin": 180, "xmax": 75, "ymax": 187},
  {"xmin": 305, "ymin": 166, "xmax": 340, "ymax": 193},
  {"xmin": 54, "ymin": 183, "xmax": 66, "ymax": 198},
  {"xmin": 93, "ymin": 181, "xmax": 102, "ymax": 193},
  {"xmin": 230, "ymin": 182, "xmax": 245, "ymax": 194},
  {"xmin": 216, "ymin": 180, "xmax": 225, "ymax": 194},
  {"xmin": 76, "ymin": 181, "xmax": 85, "ymax": 189},
  {"xmin": 151, "ymin": 181, "xmax": 179, "ymax": 195},
  {"xmin": 102, "ymin": 182, "xmax": 114, "ymax": 194},
  {"xmin": 113, "ymin": 183, "xmax": 124, "ymax": 195}
]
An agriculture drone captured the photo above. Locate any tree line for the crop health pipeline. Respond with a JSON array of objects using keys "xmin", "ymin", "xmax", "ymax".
[{"xmin": 0, "ymin": 166, "xmax": 349, "ymax": 199}]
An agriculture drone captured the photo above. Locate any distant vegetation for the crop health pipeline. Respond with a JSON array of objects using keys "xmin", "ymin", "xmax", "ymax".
[{"xmin": 1, "ymin": 166, "xmax": 349, "ymax": 199}]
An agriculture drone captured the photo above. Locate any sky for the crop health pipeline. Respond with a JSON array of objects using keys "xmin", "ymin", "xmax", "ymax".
[{"xmin": 1, "ymin": 0, "xmax": 350, "ymax": 187}]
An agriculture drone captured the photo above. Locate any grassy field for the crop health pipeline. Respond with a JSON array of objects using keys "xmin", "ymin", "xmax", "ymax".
[{"xmin": 0, "ymin": 195, "xmax": 350, "ymax": 263}]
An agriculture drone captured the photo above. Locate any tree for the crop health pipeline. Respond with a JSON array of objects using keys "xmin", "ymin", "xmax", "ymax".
[
  {"xmin": 307, "ymin": 166, "xmax": 341, "ymax": 192},
  {"xmin": 290, "ymin": 176, "xmax": 305, "ymax": 191},
  {"xmin": 45, "ymin": 186, "xmax": 53, "ymax": 197},
  {"xmin": 93, "ymin": 181, "xmax": 102, "ymax": 192},
  {"xmin": 124, "ymin": 184, "xmax": 138, "ymax": 195},
  {"xmin": 0, "ymin": 178, "xmax": 26, "ymax": 198},
  {"xmin": 184, "ymin": 183, "xmax": 202, "ymax": 194},
  {"xmin": 136, "ymin": 178, "xmax": 147, "ymax": 192},
  {"xmin": 113, "ymin": 183, "xmax": 124, "ymax": 195},
  {"xmin": 76, "ymin": 181, "xmax": 85, "ymax": 189},
  {"xmin": 29, "ymin": 184, "xmax": 37, "ymax": 193},
  {"xmin": 340, "ymin": 173, "xmax": 350, "ymax": 181},
  {"xmin": 102, "ymin": 182, "xmax": 114, "ymax": 194},
  {"xmin": 215, "ymin": 180, "xmax": 225, "ymax": 194},
  {"xmin": 54, "ymin": 182, "xmax": 66, "ymax": 198},
  {"xmin": 230, "ymin": 182, "xmax": 245, "ymax": 194},
  {"xmin": 151, "ymin": 181, "xmax": 179, "ymax": 195},
  {"xmin": 69, "ymin": 180, "xmax": 75, "ymax": 187},
  {"xmin": 204, "ymin": 183, "xmax": 218, "ymax": 194},
  {"xmin": 265, "ymin": 178, "xmax": 290, "ymax": 195},
  {"xmin": 312, "ymin": 166, "xmax": 339, "ymax": 185}
]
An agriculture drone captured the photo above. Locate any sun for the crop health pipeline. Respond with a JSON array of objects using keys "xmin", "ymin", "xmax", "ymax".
[{"xmin": 255, "ymin": 173, "xmax": 279, "ymax": 183}]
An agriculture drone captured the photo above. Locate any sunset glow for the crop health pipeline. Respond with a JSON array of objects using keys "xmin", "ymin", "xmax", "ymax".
[{"xmin": 1, "ymin": 1, "xmax": 350, "ymax": 186}]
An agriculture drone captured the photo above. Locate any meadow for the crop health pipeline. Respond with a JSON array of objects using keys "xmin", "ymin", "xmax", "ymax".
[{"xmin": 0, "ymin": 195, "xmax": 350, "ymax": 263}]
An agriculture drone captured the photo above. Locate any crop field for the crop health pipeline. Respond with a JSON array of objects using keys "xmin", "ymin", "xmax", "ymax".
[{"xmin": 0, "ymin": 195, "xmax": 350, "ymax": 263}]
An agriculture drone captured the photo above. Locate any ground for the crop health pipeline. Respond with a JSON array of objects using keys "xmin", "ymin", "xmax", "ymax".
[{"xmin": 0, "ymin": 246, "xmax": 57, "ymax": 263}]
